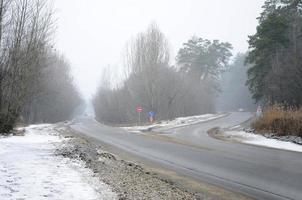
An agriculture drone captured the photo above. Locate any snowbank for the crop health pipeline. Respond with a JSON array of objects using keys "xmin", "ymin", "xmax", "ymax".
[
  {"xmin": 0, "ymin": 124, "xmax": 117, "ymax": 200},
  {"xmin": 225, "ymin": 131, "xmax": 302, "ymax": 153},
  {"xmin": 123, "ymin": 113, "xmax": 226, "ymax": 133}
]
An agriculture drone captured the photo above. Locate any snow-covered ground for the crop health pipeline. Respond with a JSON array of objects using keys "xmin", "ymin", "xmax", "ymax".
[
  {"xmin": 225, "ymin": 130, "xmax": 302, "ymax": 153},
  {"xmin": 0, "ymin": 124, "xmax": 117, "ymax": 200},
  {"xmin": 123, "ymin": 113, "xmax": 226, "ymax": 133}
]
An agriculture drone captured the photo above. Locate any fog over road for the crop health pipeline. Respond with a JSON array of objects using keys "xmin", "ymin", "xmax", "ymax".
[{"xmin": 71, "ymin": 112, "xmax": 302, "ymax": 200}]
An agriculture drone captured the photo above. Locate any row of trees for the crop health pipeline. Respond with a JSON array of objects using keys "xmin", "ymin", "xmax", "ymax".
[
  {"xmin": 0, "ymin": 0, "xmax": 82, "ymax": 133},
  {"xmin": 246, "ymin": 0, "xmax": 302, "ymax": 107},
  {"xmin": 93, "ymin": 24, "xmax": 232, "ymax": 124},
  {"xmin": 21, "ymin": 52, "xmax": 82, "ymax": 124}
]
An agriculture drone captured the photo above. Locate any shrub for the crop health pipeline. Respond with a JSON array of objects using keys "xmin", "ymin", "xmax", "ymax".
[{"xmin": 253, "ymin": 105, "xmax": 302, "ymax": 137}]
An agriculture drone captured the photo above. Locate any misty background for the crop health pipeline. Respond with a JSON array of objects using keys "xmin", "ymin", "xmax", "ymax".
[
  {"xmin": 0, "ymin": 0, "xmax": 300, "ymax": 133},
  {"xmin": 54, "ymin": 0, "xmax": 264, "ymax": 101}
]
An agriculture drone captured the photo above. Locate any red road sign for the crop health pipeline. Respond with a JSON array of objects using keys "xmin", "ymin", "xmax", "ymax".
[{"xmin": 136, "ymin": 106, "xmax": 143, "ymax": 113}]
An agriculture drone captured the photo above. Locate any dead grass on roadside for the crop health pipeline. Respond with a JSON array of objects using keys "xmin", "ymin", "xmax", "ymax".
[{"xmin": 253, "ymin": 105, "xmax": 302, "ymax": 137}]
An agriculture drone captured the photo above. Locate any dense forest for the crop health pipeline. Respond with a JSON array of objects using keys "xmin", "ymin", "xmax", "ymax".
[
  {"xmin": 246, "ymin": 0, "xmax": 302, "ymax": 107},
  {"xmin": 247, "ymin": 0, "xmax": 302, "ymax": 136},
  {"xmin": 0, "ymin": 0, "xmax": 82, "ymax": 133}
]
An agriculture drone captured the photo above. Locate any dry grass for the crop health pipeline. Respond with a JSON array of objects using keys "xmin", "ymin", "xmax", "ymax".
[{"xmin": 253, "ymin": 105, "xmax": 302, "ymax": 137}]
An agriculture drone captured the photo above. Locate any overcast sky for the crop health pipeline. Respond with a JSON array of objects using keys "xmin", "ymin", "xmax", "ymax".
[{"xmin": 54, "ymin": 0, "xmax": 264, "ymax": 99}]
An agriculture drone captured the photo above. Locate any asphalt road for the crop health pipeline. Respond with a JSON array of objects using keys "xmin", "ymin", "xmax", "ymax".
[{"xmin": 70, "ymin": 113, "xmax": 302, "ymax": 200}]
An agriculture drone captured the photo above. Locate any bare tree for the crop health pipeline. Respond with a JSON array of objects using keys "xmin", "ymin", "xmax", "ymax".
[
  {"xmin": 93, "ymin": 24, "xmax": 227, "ymax": 125},
  {"xmin": 0, "ymin": 0, "xmax": 81, "ymax": 133}
]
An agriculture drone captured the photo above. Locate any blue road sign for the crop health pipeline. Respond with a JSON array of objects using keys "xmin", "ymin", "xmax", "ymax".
[{"xmin": 148, "ymin": 111, "xmax": 155, "ymax": 117}]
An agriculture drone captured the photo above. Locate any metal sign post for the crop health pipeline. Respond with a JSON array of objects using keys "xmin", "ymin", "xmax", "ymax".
[{"xmin": 136, "ymin": 106, "xmax": 143, "ymax": 125}]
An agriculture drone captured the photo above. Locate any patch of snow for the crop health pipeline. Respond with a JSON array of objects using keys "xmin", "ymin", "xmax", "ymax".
[
  {"xmin": 122, "ymin": 113, "xmax": 226, "ymax": 133},
  {"xmin": 0, "ymin": 124, "xmax": 117, "ymax": 200},
  {"xmin": 225, "ymin": 131, "xmax": 302, "ymax": 153},
  {"xmin": 27, "ymin": 123, "xmax": 53, "ymax": 129},
  {"xmin": 229, "ymin": 125, "xmax": 241, "ymax": 130}
]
